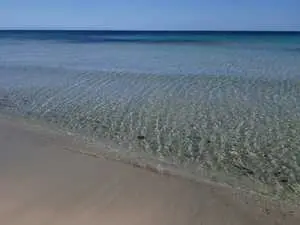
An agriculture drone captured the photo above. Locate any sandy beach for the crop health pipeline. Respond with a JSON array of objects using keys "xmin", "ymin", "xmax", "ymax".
[{"xmin": 0, "ymin": 116, "xmax": 299, "ymax": 225}]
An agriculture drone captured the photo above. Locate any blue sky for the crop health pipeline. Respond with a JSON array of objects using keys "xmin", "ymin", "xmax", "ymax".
[{"xmin": 0, "ymin": 0, "xmax": 299, "ymax": 30}]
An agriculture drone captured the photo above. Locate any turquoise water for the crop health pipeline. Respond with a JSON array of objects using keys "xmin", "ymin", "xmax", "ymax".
[{"xmin": 0, "ymin": 31, "xmax": 300, "ymax": 199}]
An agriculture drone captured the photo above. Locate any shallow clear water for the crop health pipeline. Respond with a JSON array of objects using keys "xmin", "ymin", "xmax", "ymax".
[{"xmin": 1, "ymin": 31, "xmax": 300, "ymax": 199}]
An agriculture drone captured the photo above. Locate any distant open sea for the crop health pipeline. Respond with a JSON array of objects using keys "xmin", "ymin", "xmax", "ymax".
[{"xmin": 1, "ymin": 31, "xmax": 300, "ymax": 200}]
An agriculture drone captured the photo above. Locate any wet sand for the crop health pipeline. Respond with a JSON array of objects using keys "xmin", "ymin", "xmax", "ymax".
[{"xmin": 0, "ymin": 117, "xmax": 299, "ymax": 225}]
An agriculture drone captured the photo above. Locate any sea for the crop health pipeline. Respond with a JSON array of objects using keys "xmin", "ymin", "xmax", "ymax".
[{"xmin": 0, "ymin": 30, "xmax": 300, "ymax": 200}]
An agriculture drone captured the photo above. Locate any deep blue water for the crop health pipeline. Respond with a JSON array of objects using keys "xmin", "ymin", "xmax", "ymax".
[{"xmin": 1, "ymin": 30, "xmax": 300, "ymax": 43}]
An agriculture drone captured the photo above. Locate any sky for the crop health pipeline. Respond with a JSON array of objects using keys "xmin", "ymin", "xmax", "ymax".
[{"xmin": 0, "ymin": 0, "xmax": 299, "ymax": 31}]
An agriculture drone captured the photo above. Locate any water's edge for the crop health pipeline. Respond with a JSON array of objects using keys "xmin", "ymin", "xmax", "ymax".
[{"xmin": 1, "ymin": 110, "xmax": 299, "ymax": 207}]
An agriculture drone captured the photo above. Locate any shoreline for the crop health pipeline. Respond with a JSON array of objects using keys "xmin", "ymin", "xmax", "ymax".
[
  {"xmin": 2, "ymin": 113, "xmax": 299, "ymax": 205},
  {"xmin": 0, "ymin": 115, "xmax": 299, "ymax": 224}
]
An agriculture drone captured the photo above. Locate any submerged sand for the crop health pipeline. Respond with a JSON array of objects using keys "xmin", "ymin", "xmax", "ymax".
[{"xmin": 0, "ymin": 116, "xmax": 299, "ymax": 225}]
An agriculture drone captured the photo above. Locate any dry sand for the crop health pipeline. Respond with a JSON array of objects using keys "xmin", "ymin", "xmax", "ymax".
[{"xmin": 0, "ymin": 116, "xmax": 299, "ymax": 225}]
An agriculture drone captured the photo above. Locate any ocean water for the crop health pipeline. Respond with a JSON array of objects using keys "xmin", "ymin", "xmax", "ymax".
[{"xmin": 0, "ymin": 31, "xmax": 300, "ymax": 199}]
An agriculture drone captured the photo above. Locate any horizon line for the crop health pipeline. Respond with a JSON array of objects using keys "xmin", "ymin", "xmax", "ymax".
[{"xmin": 0, "ymin": 29, "xmax": 300, "ymax": 32}]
